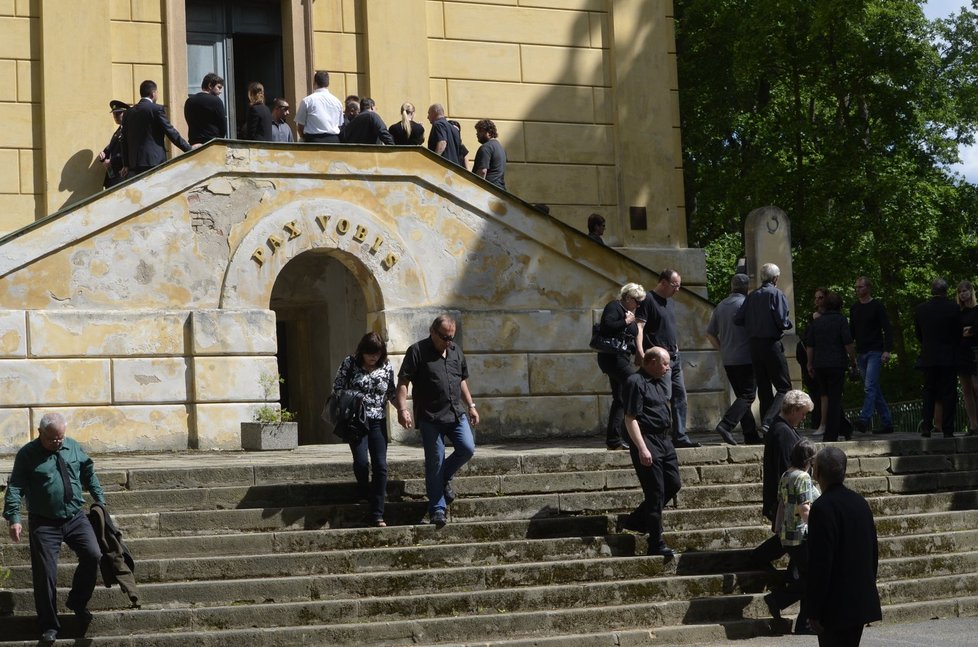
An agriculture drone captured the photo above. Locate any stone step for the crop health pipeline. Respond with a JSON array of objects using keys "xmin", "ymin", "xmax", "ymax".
[{"xmin": 0, "ymin": 577, "xmax": 786, "ymax": 642}]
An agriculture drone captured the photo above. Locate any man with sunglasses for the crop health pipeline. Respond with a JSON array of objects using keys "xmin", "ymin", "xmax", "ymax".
[{"xmin": 395, "ymin": 314, "xmax": 479, "ymax": 527}]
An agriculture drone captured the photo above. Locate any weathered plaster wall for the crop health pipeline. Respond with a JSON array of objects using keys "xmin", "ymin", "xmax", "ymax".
[{"xmin": 0, "ymin": 142, "xmax": 723, "ymax": 452}]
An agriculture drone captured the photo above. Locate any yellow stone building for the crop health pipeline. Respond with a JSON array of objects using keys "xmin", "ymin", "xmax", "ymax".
[{"xmin": 0, "ymin": 0, "xmax": 726, "ymax": 452}]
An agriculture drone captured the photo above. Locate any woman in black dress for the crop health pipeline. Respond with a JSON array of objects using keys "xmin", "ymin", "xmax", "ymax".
[{"xmin": 804, "ymin": 292, "xmax": 857, "ymax": 441}]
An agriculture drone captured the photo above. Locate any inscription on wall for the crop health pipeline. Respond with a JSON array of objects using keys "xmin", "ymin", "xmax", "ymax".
[{"xmin": 251, "ymin": 215, "xmax": 399, "ymax": 270}]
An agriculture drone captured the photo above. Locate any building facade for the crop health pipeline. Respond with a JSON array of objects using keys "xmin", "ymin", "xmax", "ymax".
[{"xmin": 0, "ymin": 0, "xmax": 725, "ymax": 452}]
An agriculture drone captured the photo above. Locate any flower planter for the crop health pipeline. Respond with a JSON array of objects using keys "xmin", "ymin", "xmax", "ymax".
[{"xmin": 240, "ymin": 422, "xmax": 298, "ymax": 450}]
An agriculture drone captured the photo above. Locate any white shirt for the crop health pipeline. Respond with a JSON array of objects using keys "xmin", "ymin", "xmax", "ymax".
[{"xmin": 295, "ymin": 88, "xmax": 343, "ymax": 135}]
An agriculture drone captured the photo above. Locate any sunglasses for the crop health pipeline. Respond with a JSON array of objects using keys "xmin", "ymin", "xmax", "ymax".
[{"xmin": 437, "ymin": 332, "xmax": 454, "ymax": 342}]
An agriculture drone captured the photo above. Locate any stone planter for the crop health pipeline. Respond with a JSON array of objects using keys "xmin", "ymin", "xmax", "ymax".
[{"xmin": 240, "ymin": 422, "xmax": 298, "ymax": 450}]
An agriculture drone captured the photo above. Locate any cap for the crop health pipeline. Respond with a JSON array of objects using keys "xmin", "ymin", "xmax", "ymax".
[{"xmin": 109, "ymin": 100, "xmax": 130, "ymax": 112}]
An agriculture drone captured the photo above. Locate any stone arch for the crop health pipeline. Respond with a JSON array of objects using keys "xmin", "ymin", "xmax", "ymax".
[{"xmin": 220, "ymin": 197, "xmax": 424, "ymax": 313}]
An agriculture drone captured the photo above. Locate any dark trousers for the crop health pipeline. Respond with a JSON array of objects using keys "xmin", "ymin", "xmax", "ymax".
[
  {"xmin": 768, "ymin": 541, "xmax": 811, "ymax": 634},
  {"xmin": 751, "ymin": 532, "xmax": 786, "ymax": 566},
  {"xmin": 817, "ymin": 625, "xmax": 864, "ymax": 647},
  {"xmin": 598, "ymin": 352, "xmax": 637, "ymax": 446},
  {"xmin": 750, "ymin": 338, "xmax": 792, "ymax": 428},
  {"xmin": 719, "ymin": 364, "xmax": 758, "ymax": 440},
  {"xmin": 628, "ymin": 431, "xmax": 681, "ymax": 551},
  {"xmin": 303, "ymin": 132, "xmax": 340, "ymax": 143},
  {"xmin": 349, "ymin": 417, "xmax": 388, "ymax": 522},
  {"xmin": 668, "ymin": 354, "xmax": 691, "ymax": 444},
  {"xmin": 815, "ymin": 367, "xmax": 846, "ymax": 441},
  {"xmin": 28, "ymin": 511, "xmax": 101, "ymax": 633},
  {"xmin": 922, "ymin": 367, "xmax": 957, "ymax": 434}
]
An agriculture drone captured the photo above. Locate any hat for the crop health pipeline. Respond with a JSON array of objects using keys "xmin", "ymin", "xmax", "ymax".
[{"xmin": 109, "ymin": 100, "xmax": 130, "ymax": 112}]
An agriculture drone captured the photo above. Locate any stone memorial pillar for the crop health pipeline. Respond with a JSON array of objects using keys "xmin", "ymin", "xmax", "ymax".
[{"xmin": 743, "ymin": 206, "xmax": 800, "ymax": 386}]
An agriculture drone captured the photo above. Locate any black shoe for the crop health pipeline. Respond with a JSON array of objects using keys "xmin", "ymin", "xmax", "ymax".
[
  {"xmin": 854, "ymin": 418, "xmax": 869, "ymax": 433},
  {"xmin": 969, "ymin": 428, "xmax": 978, "ymax": 437},
  {"xmin": 922, "ymin": 427, "xmax": 932, "ymax": 438},
  {"xmin": 944, "ymin": 431, "xmax": 955, "ymax": 438},
  {"xmin": 443, "ymin": 482, "xmax": 456, "ymax": 505},
  {"xmin": 430, "ymin": 511, "xmax": 447, "ymax": 528},
  {"xmin": 647, "ymin": 545, "xmax": 675, "ymax": 559},
  {"xmin": 607, "ymin": 442, "xmax": 630, "ymax": 451},
  {"xmin": 41, "ymin": 629, "xmax": 58, "ymax": 644},
  {"xmin": 743, "ymin": 434, "xmax": 763, "ymax": 445},
  {"xmin": 763, "ymin": 592, "xmax": 782, "ymax": 620},
  {"xmin": 66, "ymin": 599, "xmax": 93, "ymax": 623},
  {"xmin": 673, "ymin": 439, "xmax": 701, "ymax": 449},
  {"xmin": 715, "ymin": 425, "xmax": 738, "ymax": 446}
]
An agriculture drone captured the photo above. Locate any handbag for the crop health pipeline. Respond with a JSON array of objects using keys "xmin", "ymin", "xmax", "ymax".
[
  {"xmin": 321, "ymin": 357, "xmax": 369, "ymax": 442},
  {"xmin": 589, "ymin": 322, "xmax": 632, "ymax": 354}
]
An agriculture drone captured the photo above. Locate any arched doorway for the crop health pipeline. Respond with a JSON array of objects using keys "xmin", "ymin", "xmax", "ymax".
[{"xmin": 270, "ymin": 249, "xmax": 367, "ymax": 444}]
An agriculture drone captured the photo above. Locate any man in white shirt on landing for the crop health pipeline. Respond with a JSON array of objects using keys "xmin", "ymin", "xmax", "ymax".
[{"xmin": 295, "ymin": 70, "xmax": 343, "ymax": 143}]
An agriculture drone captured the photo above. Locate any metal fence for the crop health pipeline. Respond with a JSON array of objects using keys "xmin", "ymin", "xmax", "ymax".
[{"xmin": 840, "ymin": 399, "xmax": 971, "ymax": 434}]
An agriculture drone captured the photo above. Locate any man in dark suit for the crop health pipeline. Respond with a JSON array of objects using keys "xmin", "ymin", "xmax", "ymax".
[
  {"xmin": 806, "ymin": 446, "xmax": 882, "ymax": 646},
  {"xmin": 121, "ymin": 80, "xmax": 194, "ymax": 177},
  {"xmin": 341, "ymin": 98, "xmax": 394, "ymax": 145},
  {"xmin": 914, "ymin": 277, "xmax": 961, "ymax": 437},
  {"xmin": 183, "ymin": 72, "xmax": 226, "ymax": 145}
]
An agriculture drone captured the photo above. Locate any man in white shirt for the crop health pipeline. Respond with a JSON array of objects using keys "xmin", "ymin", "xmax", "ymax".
[{"xmin": 295, "ymin": 70, "xmax": 343, "ymax": 143}]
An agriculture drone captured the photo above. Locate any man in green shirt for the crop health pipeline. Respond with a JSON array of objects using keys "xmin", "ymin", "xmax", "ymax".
[{"xmin": 3, "ymin": 413, "xmax": 106, "ymax": 643}]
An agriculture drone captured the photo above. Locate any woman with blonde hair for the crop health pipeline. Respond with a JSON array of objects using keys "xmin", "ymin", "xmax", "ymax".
[
  {"xmin": 957, "ymin": 280, "xmax": 978, "ymax": 435},
  {"xmin": 389, "ymin": 102, "xmax": 425, "ymax": 146},
  {"xmin": 596, "ymin": 282, "xmax": 646, "ymax": 450},
  {"xmin": 243, "ymin": 81, "xmax": 273, "ymax": 141}
]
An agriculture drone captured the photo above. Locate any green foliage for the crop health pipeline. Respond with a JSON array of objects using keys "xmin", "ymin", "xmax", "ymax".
[
  {"xmin": 677, "ymin": 0, "xmax": 978, "ymax": 401},
  {"xmin": 253, "ymin": 373, "xmax": 297, "ymax": 424}
]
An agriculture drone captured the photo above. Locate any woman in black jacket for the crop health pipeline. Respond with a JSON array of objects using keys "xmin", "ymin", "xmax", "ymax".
[
  {"xmin": 243, "ymin": 82, "xmax": 274, "ymax": 141},
  {"xmin": 597, "ymin": 283, "xmax": 646, "ymax": 450},
  {"xmin": 805, "ymin": 292, "xmax": 857, "ymax": 441}
]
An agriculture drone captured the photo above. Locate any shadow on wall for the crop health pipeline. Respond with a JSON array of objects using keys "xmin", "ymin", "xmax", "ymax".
[{"xmin": 58, "ymin": 149, "xmax": 100, "ymax": 211}]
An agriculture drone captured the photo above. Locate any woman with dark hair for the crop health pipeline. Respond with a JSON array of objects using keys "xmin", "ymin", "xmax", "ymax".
[
  {"xmin": 332, "ymin": 332, "xmax": 396, "ymax": 526},
  {"xmin": 764, "ymin": 438, "xmax": 820, "ymax": 633},
  {"xmin": 243, "ymin": 82, "xmax": 274, "ymax": 141},
  {"xmin": 957, "ymin": 280, "xmax": 978, "ymax": 435},
  {"xmin": 796, "ymin": 287, "xmax": 827, "ymax": 433},
  {"xmin": 805, "ymin": 292, "xmax": 857, "ymax": 441}
]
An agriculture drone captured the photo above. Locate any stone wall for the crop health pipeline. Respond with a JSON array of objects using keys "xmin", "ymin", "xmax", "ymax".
[{"xmin": 0, "ymin": 142, "xmax": 723, "ymax": 452}]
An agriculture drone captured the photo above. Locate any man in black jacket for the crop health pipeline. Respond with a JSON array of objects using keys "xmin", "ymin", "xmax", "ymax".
[
  {"xmin": 122, "ymin": 80, "xmax": 195, "ymax": 177},
  {"xmin": 183, "ymin": 73, "xmax": 226, "ymax": 145},
  {"xmin": 341, "ymin": 98, "xmax": 394, "ymax": 145},
  {"xmin": 914, "ymin": 277, "xmax": 961, "ymax": 437},
  {"xmin": 807, "ymin": 446, "xmax": 882, "ymax": 645}
]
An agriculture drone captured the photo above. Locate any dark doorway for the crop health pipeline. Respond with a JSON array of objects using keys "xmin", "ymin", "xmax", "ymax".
[
  {"xmin": 186, "ymin": 0, "xmax": 284, "ymax": 138},
  {"xmin": 270, "ymin": 251, "xmax": 368, "ymax": 445}
]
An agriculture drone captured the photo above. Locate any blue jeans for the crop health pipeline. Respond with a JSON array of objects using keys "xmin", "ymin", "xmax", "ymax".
[
  {"xmin": 857, "ymin": 351, "xmax": 892, "ymax": 426},
  {"xmin": 419, "ymin": 416, "xmax": 476, "ymax": 515},
  {"xmin": 349, "ymin": 417, "xmax": 388, "ymax": 522}
]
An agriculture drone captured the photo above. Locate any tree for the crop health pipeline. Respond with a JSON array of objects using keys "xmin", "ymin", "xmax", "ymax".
[{"xmin": 676, "ymin": 0, "xmax": 978, "ymax": 403}]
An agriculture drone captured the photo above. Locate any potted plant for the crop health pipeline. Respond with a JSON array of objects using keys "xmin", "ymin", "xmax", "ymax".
[{"xmin": 240, "ymin": 372, "xmax": 298, "ymax": 450}]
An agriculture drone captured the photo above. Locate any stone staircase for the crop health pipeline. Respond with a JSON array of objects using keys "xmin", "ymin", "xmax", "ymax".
[{"xmin": 1, "ymin": 436, "xmax": 977, "ymax": 645}]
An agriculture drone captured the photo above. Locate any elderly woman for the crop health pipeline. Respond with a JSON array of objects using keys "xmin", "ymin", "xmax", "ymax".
[
  {"xmin": 805, "ymin": 292, "xmax": 857, "ymax": 441},
  {"xmin": 958, "ymin": 280, "xmax": 978, "ymax": 436},
  {"xmin": 752, "ymin": 390, "xmax": 815, "ymax": 569},
  {"xmin": 764, "ymin": 438, "xmax": 819, "ymax": 633},
  {"xmin": 597, "ymin": 283, "xmax": 646, "ymax": 450}
]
